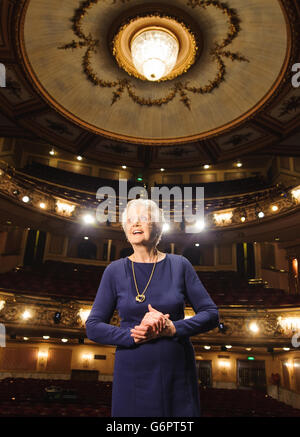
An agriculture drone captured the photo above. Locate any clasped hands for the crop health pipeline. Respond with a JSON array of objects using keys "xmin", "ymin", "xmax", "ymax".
[{"xmin": 130, "ymin": 304, "xmax": 176, "ymax": 344}]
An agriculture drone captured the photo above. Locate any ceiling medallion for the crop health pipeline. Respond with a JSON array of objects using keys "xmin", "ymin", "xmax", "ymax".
[
  {"xmin": 58, "ymin": 0, "xmax": 249, "ymax": 109},
  {"xmin": 111, "ymin": 16, "xmax": 199, "ymax": 82}
]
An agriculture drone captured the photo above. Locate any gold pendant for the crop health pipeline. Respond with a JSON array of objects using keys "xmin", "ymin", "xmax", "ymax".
[{"xmin": 136, "ymin": 295, "xmax": 145, "ymax": 303}]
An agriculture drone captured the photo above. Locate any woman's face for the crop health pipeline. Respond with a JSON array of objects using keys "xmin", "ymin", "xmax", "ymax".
[{"xmin": 125, "ymin": 205, "xmax": 156, "ymax": 246}]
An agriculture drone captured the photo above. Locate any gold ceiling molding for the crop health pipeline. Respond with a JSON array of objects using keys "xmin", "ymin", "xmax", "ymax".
[
  {"xmin": 58, "ymin": 0, "xmax": 248, "ymax": 109},
  {"xmin": 111, "ymin": 16, "xmax": 199, "ymax": 82},
  {"xmin": 19, "ymin": 0, "xmax": 291, "ymax": 144}
]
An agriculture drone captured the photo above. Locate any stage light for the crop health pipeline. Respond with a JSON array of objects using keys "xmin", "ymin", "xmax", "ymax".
[
  {"xmin": 39, "ymin": 202, "xmax": 46, "ymax": 209},
  {"xmin": 271, "ymin": 205, "xmax": 278, "ymax": 212},
  {"xmin": 22, "ymin": 310, "xmax": 32, "ymax": 320},
  {"xmin": 203, "ymin": 164, "xmax": 210, "ymax": 169},
  {"xmin": 225, "ymin": 345, "xmax": 232, "ymax": 349},
  {"xmin": 163, "ymin": 223, "xmax": 170, "ymax": 232},
  {"xmin": 122, "ymin": 165, "xmax": 127, "ymax": 169},
  {"xmin": 236, "ymin": 161, "xmax": 242, "ymax": 168},
  {"xmin": 23, "ymin": 337, "xmax": 29, "ymax": 341},
  {"xmin": 22, "ymin": 195, "xmax": 30, "ymax": 203},
  {"xmin": 240, "ymin": 216, "xmax": 246, "ymax": 222},
  {"xmin": 82, "ymin": 213, "xmax": 95, "ymax": 225},
  {"xmin": 196, "ymin": 219, "xmax": 205, "ymax": 231},
  {"xmin": 245, "ymin": 347, "xmax": 252, "ymax": 351},
  {"xmin": 61, "ymin": 338, "xmax": 68, "ymax": 343},
  {"xmin": 204, "ymin": 345, "xmax": 211, "ymax": 350},
  {"xmin": 160, "ymin": 168, "xmax": 165, "ymax": 172},
  {"xmin": 53, "ymin": 311, "xmax": 61, "ymax": 324},
  {"xmin": 283, "ymin": 347, "xmax": 290, "ymax": 351},
  {"xmin": 84, "ymin": 236, "xmax": 89, "ymax": 240},
  {"xmin": 43, "ymin": 336, "xmax": 50, "ymax": 340},
  {"xmin": 49, "ymin": 149, "xmax": 55, "ymax": 156},
  {"xmin": 218, "ymin": 323, "xmax": 227, "ymax": 334},
  {"xmin": 249, "ymin": 322, "xmax": 259, "ymax": 333},
  {"xmin": 195, "ymin": 243, "xmax": 200, "ymax": 247},
  {"xmin": 77, "ymin": 156, "xmax": 83, "ymax": 161}
]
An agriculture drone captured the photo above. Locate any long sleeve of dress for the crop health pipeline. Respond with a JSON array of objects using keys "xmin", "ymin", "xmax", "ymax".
[
  {"xmin": 85, "ymin": 263, "xmax": 135, "ymax": 348},
  {"xmin": 172, "ymin": 256, "xmax": 219, "ymax": 338}
]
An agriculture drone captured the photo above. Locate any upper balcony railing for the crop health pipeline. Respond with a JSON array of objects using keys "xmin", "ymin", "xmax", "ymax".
[{"xmin": 1, "ymin": 160, "xmax": 300, "ymax": 231}]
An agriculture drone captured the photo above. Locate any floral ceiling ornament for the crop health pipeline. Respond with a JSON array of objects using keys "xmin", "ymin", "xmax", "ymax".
[{"xmin": 58, "ymin": 0, "xmax": 249, "ymax": 109}]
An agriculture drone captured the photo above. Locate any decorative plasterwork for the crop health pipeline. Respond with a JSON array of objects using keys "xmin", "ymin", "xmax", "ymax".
[
  {"xmin": 1, "ymin": 291, "xmax": 299, "ymax": 345},
  {"xmin": 58, "ymin": 0, "xmax": 248, "ymax": 109},
  {"xmin": 19, "ymin": 0, "xmax": 290, "ymax": 144}
]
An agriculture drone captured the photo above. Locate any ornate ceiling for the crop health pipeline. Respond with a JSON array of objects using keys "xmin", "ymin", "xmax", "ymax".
[{"xmin": 0, "ymin": 0, "xmax": 300, "ymax": 168}]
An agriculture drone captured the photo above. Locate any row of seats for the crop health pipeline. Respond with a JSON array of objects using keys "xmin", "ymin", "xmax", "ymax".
[
  {"xmin": 0, "ymin": 262, "xmax": 299, "ymax": 306},
  {"xmin": 14, "ymin": 163, "xmax": 286, "ymax": 210},
  {"xmin": 0, "ymin": 379, "xmax": 298, "ymax": 417}
]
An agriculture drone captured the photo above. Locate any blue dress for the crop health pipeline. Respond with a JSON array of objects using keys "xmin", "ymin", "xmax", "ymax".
[{"xmin": 86, "ymin": 253, "xmax": 219, "ymax": 417}]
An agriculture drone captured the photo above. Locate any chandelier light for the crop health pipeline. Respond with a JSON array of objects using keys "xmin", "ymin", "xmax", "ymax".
[{"xmin": 131, "ymin": 28, "xmax": 179, "ymax": 81}]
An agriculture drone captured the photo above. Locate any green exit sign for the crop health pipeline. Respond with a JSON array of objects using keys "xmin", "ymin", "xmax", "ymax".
[{"xmin": 247, "ymin": 356, "xmax": 255, "ymax": 360}]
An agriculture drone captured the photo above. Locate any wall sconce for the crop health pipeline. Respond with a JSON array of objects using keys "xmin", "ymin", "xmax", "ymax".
[
  {"xmin": 38, "ymin": 350, "xmax": 48, "ymax": 368},
  {"xmin": 291, "ymin": 187, "xmax": 300, "ymax": 203},
  {"xmin": 56, "ymin": 200, "xmax": 75, "ymax": 216},
  {"xmin": 82, "ymin": 353, "xmax": 93, "ymax": 369},
  {"xmin": 78, "ymin": 309, "xmax": 91, "ymax": 324},
  {"xmin": 0, "ymin": 300, "xmax": 5, "ymax": 311},
  {"xmin": 213, "ymin": 211, "xmax": 233, "ymax": 226},
  {"xmin": 277, "ymin": 316, "xmax": 300, "ymax": 334},
  {"xmin": 218, "ymin": 359, "xmax": 231, "ymax": 375}
]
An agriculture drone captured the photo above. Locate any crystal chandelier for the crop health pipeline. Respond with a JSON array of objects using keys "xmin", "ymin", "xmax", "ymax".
[{"xmin": 131, "ymin": 28, "xmax": 179, "ymax": 81}]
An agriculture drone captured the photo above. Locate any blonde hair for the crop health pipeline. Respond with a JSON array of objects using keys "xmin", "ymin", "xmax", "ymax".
[{"xmin": 121, "ymin": 198, "xmax": 165, "ymax": 246}]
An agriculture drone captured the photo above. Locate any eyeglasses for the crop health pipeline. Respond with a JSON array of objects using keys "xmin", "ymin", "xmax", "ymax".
[{"xmin": 126, "ymin": 215, "xmax": 150, "ymax": 224}]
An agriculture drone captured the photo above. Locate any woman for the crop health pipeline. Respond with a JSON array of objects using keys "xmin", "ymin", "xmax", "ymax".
[{"xmin": 86, "ymin": 198, "xmax": 219, "ymax": 417}]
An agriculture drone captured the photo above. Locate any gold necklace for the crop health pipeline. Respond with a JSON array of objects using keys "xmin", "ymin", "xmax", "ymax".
[{"xmin": 131, "ymin": 253, "xmax": 158, "ymax": 303}]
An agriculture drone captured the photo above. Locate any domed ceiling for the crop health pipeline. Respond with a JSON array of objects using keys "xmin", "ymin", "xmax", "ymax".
[
  {"xmin": 0, "ymin": 0, "xmax": 299, "ymax": 168},
  {"xmin": 22, "ymin": 0, "xmax": 288, "ymax": 143}
]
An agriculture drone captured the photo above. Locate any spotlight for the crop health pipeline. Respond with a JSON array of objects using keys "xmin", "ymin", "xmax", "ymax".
[
  {"xmin": 77, "ymin": 156, "xmax": 83, "ymax": 161},
  {"xmin": 163, "ymin": 223, "xmax": 170, "ymax": 232},
  {"xmin": 160, "ymin": 168, "xmax": 165, "ymax": 172},
  {"xmin": 82, "ymin": 214, "xmax": 95, "ymax": 225},
  {"xmin": 53, "ymin": 311, "xmax": 61, "ymax": 324},
  {"xmin": 122, "ymin": 165, "xmax": 127, "ymax": 169},
  {"xmin": 49, "ymin": 149, "xmax": 55, "ymax": 156},
  {"xmin": 203, "ymin": 164, "xmax": 210, "ymax": 169},
  {"xmin": 61, "ymin": 338, "xmax": 68, "ymax": 343},
  {"xmin": 218, "ymin": 323, "xmax": 227, "ymax": 334},
  {"xmin": 22, "ymin": 196, "xmax": 30, "ymax": 203}
]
